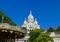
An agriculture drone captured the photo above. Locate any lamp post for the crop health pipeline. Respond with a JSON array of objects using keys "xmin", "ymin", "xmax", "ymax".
[{"xmin": 1, "ymin": 16, "xmax": 4, "ymax": 24}]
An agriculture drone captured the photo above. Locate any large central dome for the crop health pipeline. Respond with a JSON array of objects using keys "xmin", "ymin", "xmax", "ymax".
[
  {"xmin": 28, "ymin": 11, "xmax": 34, "ymax": 19},
  {"xmin": 28, "ymin": 11, "xmax": 34, "ymax": 23}
]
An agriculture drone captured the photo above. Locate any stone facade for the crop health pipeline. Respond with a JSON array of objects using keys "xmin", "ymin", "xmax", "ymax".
[
  {"xmin": 50, "ymin": 32, "xmax": 60, "ymax": 42},
  {"xmin": 22, "ymin": 11, "xmax": 40, "ymax": 30}
]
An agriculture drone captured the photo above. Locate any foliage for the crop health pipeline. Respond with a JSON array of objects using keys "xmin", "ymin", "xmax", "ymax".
[
  {"xmin": 56, "ymin": 26, "xmax": 60, "ymax": 32},
  {"xmin": 0, "ymin": 11, "xmax": 16, "ymax": 25},
  {"xmin": 21, "ymin": 27, "xmax": 27, "ymax": 31},
  {"xmin": 35, "ymin": 33, "xmax": 54, "ymax": 42},
  {"xmin": 28, "ymin": 29, "xmax": 44, "ymax": 41},
  {"xmin": 47, "ymin": 27, "xmax": 55, "ymax": 32},
  {"xmin": 27, "ymin": 29, "xmax": 54, "ymax": 42}
]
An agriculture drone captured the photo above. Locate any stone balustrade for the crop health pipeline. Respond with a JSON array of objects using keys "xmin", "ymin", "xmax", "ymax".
[{"xmin": 0, "ymin": 23, "xmax": 26, "ymax": 33}]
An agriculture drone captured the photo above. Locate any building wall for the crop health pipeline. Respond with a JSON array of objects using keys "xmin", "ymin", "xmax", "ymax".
[{"xmin": 53, "ymin": 38, "xmax": 60, "ymax": 42}]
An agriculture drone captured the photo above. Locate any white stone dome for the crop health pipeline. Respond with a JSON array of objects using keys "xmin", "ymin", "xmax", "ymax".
[
  {"xmin": 28, "ymin": 11, "xmax": 34, "ymax": 19},
  {"xmin": 24, "ymin": 18, "xmax": 27, "ymax": 25},
  {"xmin": 35, "ymin": 18, "xmax": 38, "ymax": 24}
]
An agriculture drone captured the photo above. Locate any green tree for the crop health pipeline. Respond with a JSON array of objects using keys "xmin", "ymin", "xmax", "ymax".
[
  {"xmin": 28, "ymin": 29, "xmax": 44, "ymax": 42},
  {"xmin": 27, "ymin": 29, "xmax": 54, "ymax": 42},
  {"xmin": 56, "ymin": 26, "xmax": 60, "ymax": 32},
  {"xmin": 35, "ymin": 33, "xmax": 54, "ymax": 42},
  {"xmin": 47, "ymin": 27, "xmax": 55, "ymax": 32},
  {"xmin": 0, "ymin": 11, "xmax": 16, "ymax": 25}
]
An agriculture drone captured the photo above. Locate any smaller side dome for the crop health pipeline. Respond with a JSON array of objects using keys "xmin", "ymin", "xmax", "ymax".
[
  {"xmin": 24, "ymin": 18, "xmax": 27, "ymax": 25},
  {"xmin": 35, "ymin": 18, "xmax": 38, "ymax": 24}
]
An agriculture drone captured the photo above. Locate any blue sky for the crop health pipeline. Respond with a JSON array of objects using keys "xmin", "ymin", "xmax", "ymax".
[{"xmin": 0, "ymin": 0, "xmax": 60, "ymax": 30}]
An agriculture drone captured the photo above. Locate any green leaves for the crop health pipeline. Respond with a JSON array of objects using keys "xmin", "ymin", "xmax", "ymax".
[
  {"xmin": 47, "ymin": 26, "xmax": 60, "ymax": 32},
  {"xmin": 27, "ymin": 29, "xmax": 54, "ymax": 42},
  {"xmin": 47, "ymin": 27, "xmax": 55, "ymax": 32},
  {"xmin": 35, "ymin": 33, "xmax": 54, "ymax": 42},
  {"xmin": 56, "ymin": 26, "xmax": 60, "ymax": 32},
  {"xmin": 0, "ymin": 10, "xmax": 16, "ymax": 25}
]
